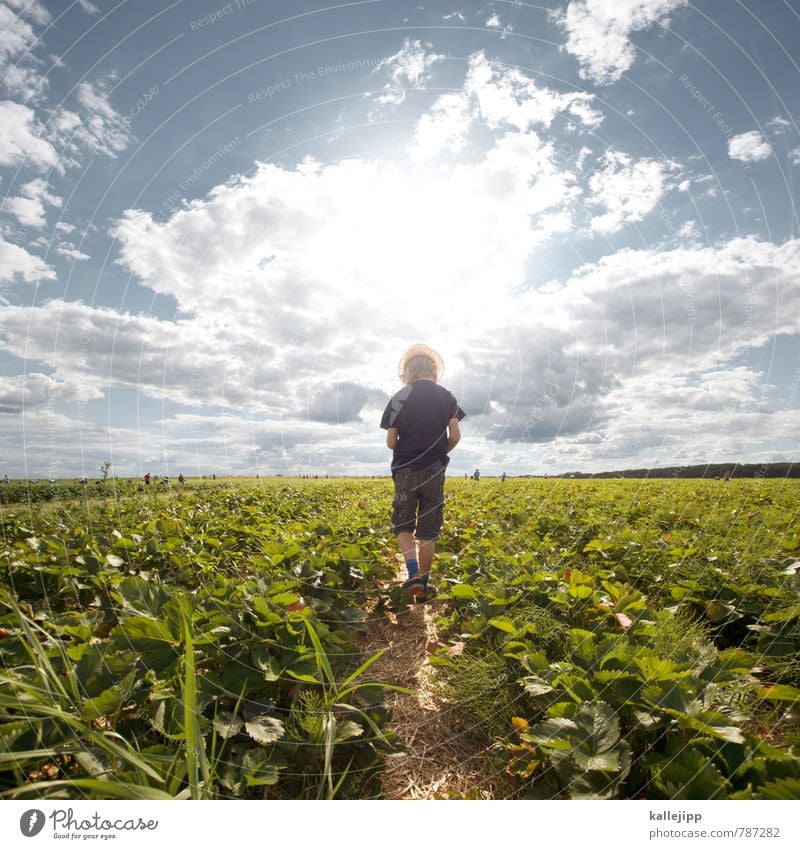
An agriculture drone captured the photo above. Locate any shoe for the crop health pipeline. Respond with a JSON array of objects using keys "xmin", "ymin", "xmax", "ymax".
[
  {"xmin": 413, "ymin": 586, "xmax": 438, "ymax": 605},
  {"xmin": 402, "ymin": 577, "xmax": 426, "ymax": 598}
]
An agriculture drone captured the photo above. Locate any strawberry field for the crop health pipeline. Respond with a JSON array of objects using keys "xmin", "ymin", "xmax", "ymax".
[{"xmin": 1, "ymin": 477, "xmax": 799, "ymax": 799}]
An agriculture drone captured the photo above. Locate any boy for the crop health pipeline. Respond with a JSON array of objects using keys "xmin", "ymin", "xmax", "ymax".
[{"xmin": 380, "ymin": 344, "xmax": 465, "ymax": 601}]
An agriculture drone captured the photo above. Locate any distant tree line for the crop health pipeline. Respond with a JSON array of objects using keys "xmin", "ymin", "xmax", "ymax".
[{"xmin": 556, "ymin": 462, "xmax": 800, "ymax": 479}]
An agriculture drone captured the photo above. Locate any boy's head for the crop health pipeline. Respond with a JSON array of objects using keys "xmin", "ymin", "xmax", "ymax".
[{"xmin": 398, "ymin": 344, "xmax": 444, "ymax": 384}]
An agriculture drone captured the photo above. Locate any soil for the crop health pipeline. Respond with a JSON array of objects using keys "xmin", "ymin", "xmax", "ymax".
[{"xmin": 359, "ymin": 554, "xmax": 501, "ymax": 799}]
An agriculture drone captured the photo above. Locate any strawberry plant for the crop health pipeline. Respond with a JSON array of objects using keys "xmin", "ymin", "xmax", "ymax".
[{"xmin": 3, "ymin": 476, "xmax": 799, "ymax": 799}]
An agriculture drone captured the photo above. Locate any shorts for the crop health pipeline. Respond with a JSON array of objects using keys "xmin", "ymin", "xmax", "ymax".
[{"xmin": 391, "ymin": 460, "xmax": 446, "ymax": 540}]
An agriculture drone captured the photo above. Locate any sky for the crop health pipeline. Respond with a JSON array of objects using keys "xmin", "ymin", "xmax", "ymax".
[{"xmin": 1, "ymin": 0, "xmax": 800, "ymax": 478}]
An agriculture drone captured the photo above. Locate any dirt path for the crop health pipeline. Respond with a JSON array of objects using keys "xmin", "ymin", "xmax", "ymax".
[{"xmin": 360, "ymin": 555, "xmax": 499, "ymax": 799}]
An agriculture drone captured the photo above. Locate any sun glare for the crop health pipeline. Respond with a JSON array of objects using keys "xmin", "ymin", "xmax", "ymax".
[{"xmin": 308, "ymin": 162, "xmax": 524, "ymax": 330}]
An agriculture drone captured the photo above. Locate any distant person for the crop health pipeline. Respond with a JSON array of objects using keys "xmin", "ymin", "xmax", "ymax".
[
  {"xmin": 473, "ymin": 468, "xmax": 480, "ymax": 481},
  {"xmin": 212, "ymin": 473, "xmax": 216, "ymax": 480},
  {"xmin": 381, "ymin": 344, "xmax": 465, "ymax": 602},
  {"xmin": 500, "ymin": 471, "xmax": 507, "ymax": 482},
  {"xmin": 723, "ymin": 470, "xmax": 732, "ymax": 482},
  {"xmin": 2, "ymin": 474, "xmax": 7, "ymax": 483},
  {"xmin": 144, "ymin": 472, "xmax": 151, "ymax": 486},
  {"xmin": 178, "ymin": 473, "xmax": 185, "ymax": 484}
]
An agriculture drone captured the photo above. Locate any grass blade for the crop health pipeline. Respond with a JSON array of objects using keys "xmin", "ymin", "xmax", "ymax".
[
  {"xmin": 1, "ymin": 779, "xmax": 174, "ymax": 800},
  {"xmin": 182, "ymin": 607, "xmax": 209, "ymax": 799},
  {"xmin": 303, "ymin": 619, "xmax": 336, "ymax": 689}
]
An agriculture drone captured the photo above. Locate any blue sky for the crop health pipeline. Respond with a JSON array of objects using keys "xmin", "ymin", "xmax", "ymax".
[{"xmin": 2, "ymin": 0, "xmax": 800, "ymax": 478}]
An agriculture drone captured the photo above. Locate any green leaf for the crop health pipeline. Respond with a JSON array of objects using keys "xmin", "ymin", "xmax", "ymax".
[
  {"xmin": 251, "ymin": 643, "xmax": 282, "ymax": 681},
  {"xmin": 80, "ymin": 685, "xmax": 123, "ymax": 721},
  {"xmin": 270, "ymin": 591, "xmax": 301, "ymax": 607},
  {"xmin": 632, "ymin": 709, "xmax": 663, "ymax": 731},
  {"xmin": 757, "ymin": 684, "xmax": 800, "ymax": 704},
  {"xmin": 335, "ymin": 720, "xmax": 364, "ymax": 743},
  {"xmin": 651, "ymin": 748, "xmax": 729, "ymax": 799},
  {"xmin": 117, "ymin": 576, "xmax": 171, "ymax": 617},
  {"xmin": 285, "ymin": 668, "xmax": 319, "ymax": 683},
  {"xmin": 521, "ymin": 675, "xmax": 554, "ymax": 697},
  {"xmin": 244, "ymin": 715, "xmax": 285, "ymax": 745},
  {"xmin": 522, "ymin": 717, "xmax": 576, "ymax": 748},
  {"xmin": 759, "ymin": 778, "xmax": 800, "ymax": 800},
  {"xmin": 487, "ymin": 617, "xmax": 517, "ymax": 634},
  {"xmin": 116, "ymin": 616, "xmax": 175, "ymax": 643},
  {"xmin": 683, "ymin": 711, "xmax": 745, "ymax": 745},
  {"xmin": 213, "ymin": 710, "xmax": 243, "ymax": 740}
]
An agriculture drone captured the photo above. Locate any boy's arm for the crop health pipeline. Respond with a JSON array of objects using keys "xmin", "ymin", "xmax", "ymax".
[
  {"xmin": 386, "ymin": 427, "xmax": 398, "ymax": 449},
  {"xmin": 446, "ymin": 418, "xmax": 461, "ymax": 452}
]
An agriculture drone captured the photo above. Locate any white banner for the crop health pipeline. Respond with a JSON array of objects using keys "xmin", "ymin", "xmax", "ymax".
[{"xmin": 1, "ymin": 800, "xmax": 797, "ymax": 849}]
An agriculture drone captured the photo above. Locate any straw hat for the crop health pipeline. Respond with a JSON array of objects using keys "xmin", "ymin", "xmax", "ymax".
[{"xmin": 398, "ymin": 343, "xmax": 445, "ymax": 382}]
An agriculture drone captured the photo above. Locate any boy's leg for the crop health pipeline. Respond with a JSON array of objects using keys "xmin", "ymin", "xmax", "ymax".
[
  {"xmin": 391, "ymin": 470, "xmax": 420, "ymax": 580},
  {"xmin": 417, "ymin": 538, "xmax": 435, "ymax": 582},
  {"xmin": 396, "ymin": 531, "xmax": 418, "ymax": 578},
  {"xmin": 396, "ymin": 531, "xmax": 415, "ymax": 561},
  {"xmin": 415, "ymin": 462, "xmax": 446, "ymax": 589}
]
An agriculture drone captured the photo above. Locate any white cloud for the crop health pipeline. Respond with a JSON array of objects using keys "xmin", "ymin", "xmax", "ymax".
[
  {"xmin": 409, "ymin": 53, "xmax": 603, "ymax": 162},
  {"xmin": 548, "ymin": 236, "xmax": 800, "ymax": 370},
  {"xmin": 3, "ymin": 62, "xmax": 49, "ymax": 100},
  {"xmin": 766, "ymin": 116, "xmax": 791, "ymax": 132},
  {"xmin": 3, "ymin": 178, "xmax": 62, "ymax": 228},
  {"xmin": 451, "ymin": 236, "xmax": 800, "ymax": 463},
  {"xmin": 0, "ymin": 8, "xmax": 128, "ymax": 167},
  {"xmin": 0, "ymin": 238, "xmax": 55, "ymax": 283},
  {"xmin": 6, "ymin": 234, "xmax": 800, "ymax": 475},
  {"xmin": 374, "ymin": 39, "xmax": 444, "ymax": 104},
  {"xmin": 557, "ymin": 0, "xmax": 689, "ymax": 85},
  {"xmin": 78, "ymin": 0, "xmax": 100, "ymax": 13},
  {"xmin": 54, "ymin": 243, "xmax": 90, "ymax": 261},
  {"xmin": 0, "ymin": 372, "xmax": 101, "ymax": 414},
  {"xmin": 588, "ymin": 150, "xmax": 675, "ymax": 233},
  {"xmin": 410, "ymin": 91, "xmax": 473, "ymax": 162},
  {"xmin": 0, "ymin": 298, "xmax": 289, "ymax": 412},
  {"xmin": 727, "ymin": 131, "xmax": 772, "ymax": 162},
  {"xmin": 486, "ymin": 11, "xmax": 513, "ymax": 37},
  {"xmin": 88, "ymin": 52, "xmax": 689, "ymax": 446},
  {"xmin": 2, "ymin": 197, "xmax": 46, "ymax": 228},
  {"xmin": 0, "ymin": 2, "xmax": 51, "ymax": 101},
  {"xmin": 0, "ymin": 3, "xmax": 37, "ymax": 64},
  {"xmin": 791, "ymin": 147, "xmax": 800, "ymax": 167},
  {"xmin": 465, "ymin": 53, "xmax": 603, "ymax": 132},
  {"xmin": 3, "ymin": 0, "xmax": 51, "ymax": 26},
  {"xmin": 47, "ymin": 78, "xmax": 132, "ymax": 160},
  {"xmin": 99, "ymin": 131, "xmax": 800, "ymax": 466},
  {"xmin": 110, "ymin": 131, "xmax": 582, "ymax": 345},
  {"xmin": 0, "ymin": 100, "xmax": 59, "ymax": 170}
]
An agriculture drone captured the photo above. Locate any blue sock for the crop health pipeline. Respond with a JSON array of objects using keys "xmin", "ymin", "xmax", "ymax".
[{"xmin": 405, "ymin": 558, "xmax": 419, "ymax": 579}]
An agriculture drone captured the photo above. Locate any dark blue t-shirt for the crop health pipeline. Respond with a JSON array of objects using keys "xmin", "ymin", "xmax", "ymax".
[{"xmin": 380, "ymin": 380, "xmax": 466, "ymax": 474}]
